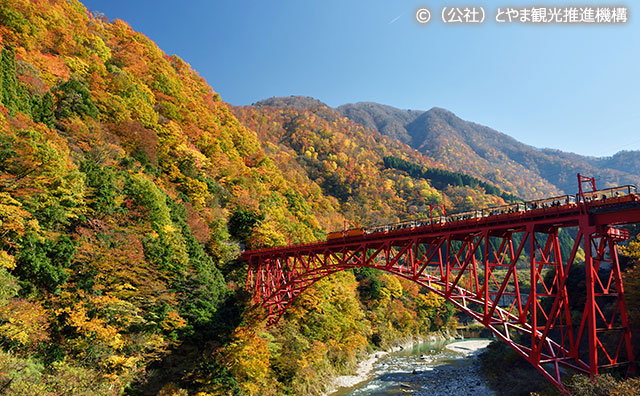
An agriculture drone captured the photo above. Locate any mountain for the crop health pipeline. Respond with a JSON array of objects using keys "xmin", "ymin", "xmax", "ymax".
[
  {"xmin": 0, "ymin": 1, "xmax": 363, "ymax": 394},
  {"xmin": 336, "ymin": 102, "xmax": 423, "ymax": 144},
  {"xmin": 235, "ymin": 98, "xmax": 513, "ymax": 226},
  {"xmin": 338, "ymin": 102, "xmax": 640, "ymax": 198},
  {"xmin": 253, "ymin": 95, "xmax": 326, "ymax": 110},
  {"xmin": 593, "ymin": 150, "xmax": 640, "ymax": 177}
]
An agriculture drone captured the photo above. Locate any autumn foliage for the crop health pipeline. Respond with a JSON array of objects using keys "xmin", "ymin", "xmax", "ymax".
[{"xmin": 0, "ymin": 1, "xmax": 552, "ymax": 395}]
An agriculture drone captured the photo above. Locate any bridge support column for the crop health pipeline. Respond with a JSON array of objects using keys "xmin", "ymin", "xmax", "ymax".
[{"xmin": 582, "ymin": 224, "xmax": 636, "ymax": 378}]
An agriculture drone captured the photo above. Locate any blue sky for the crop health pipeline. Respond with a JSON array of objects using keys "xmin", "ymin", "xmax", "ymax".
[{"xmin": 82, "ymin": 0, "xmax": 639, "ymax": 157}]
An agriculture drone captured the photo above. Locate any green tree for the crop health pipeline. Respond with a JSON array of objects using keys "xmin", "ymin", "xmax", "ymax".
[
  {"xmin": 54, "ymin": 78, "xmax": 98, "ymax": 119},
  {"xmin": 228, "ymin": 209, "xmax": 264, "ymax": 241},
  {"xmin": 15, "ymin": 234, "xmax": 75, "ymax": 294},
  {"xmin": 79, "ymin": 159, "xmax": 117, "ymax": 215},
  {"xmin": 1, "ymin": 47, "xmax": 19, "ymax": 115},
  {"xmin": 36, "ymin": 91, "xmax": 55, "ymax": 128}
]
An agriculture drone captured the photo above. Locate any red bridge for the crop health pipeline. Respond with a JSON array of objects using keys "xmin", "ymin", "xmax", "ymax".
[{"xmin": 240, "ymin": 176, "xmax": 640, "ymax": 394}]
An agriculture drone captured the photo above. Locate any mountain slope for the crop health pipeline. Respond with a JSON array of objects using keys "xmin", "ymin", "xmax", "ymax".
[
  {"xmin": 338, "ymin": 102, "xmax": 640, "ymax": 198},
  {"xmin": 235, "ymin": 97, "xmax": 514, "ymax": 225},
  {"xmin": 336, "ymin": 102, "xmax": 423, "ymax": 144}
]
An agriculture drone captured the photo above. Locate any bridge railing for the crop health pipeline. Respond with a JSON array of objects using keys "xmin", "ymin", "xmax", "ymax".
[
  {"xmin": 578, "ymin": 184, "xmax": 637, "ymax": 202},
  {"xmin": 360, "ymin": 186, "xmax": 637, "ymax": 237},
  {"xmin": 246, "ymin": 184, "xmax": 638, "ymax": 253}
]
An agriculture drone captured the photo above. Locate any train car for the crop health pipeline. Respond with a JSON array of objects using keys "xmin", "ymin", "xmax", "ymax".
[
  {"xmin": 333, "ymin": 183, "xmax": 638, "ymax": 243},
  {"xmin": 346, "ymin": 228, "xmax": 365, "ymax": 237},
  {"xmin": 582, "ymin": 185, "xmax": 638, "ymax": 207},
  {"xmin": 326, "ymin": 231, "xmax": 344, "ymax": 241},
  {"xmin": 327, "ymin": 228, "xmax": 365, "ymax": 241}
]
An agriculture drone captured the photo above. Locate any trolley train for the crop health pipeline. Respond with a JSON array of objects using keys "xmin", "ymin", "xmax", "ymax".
[{"xmin": 326, "ymin": 184, "xmax": 638, "ymax": 242}]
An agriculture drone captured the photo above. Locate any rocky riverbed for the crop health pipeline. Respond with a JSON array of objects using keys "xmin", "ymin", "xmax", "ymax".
[{"xmin": 330, "ymin": 339, "xmax": 495, "ymax": 396}]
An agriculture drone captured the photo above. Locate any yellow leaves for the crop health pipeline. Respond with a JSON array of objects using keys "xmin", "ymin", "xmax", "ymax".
[
  {"xmin": 383, "ymin": 179, "xmax": 394, "ymax": 191},
  {"xmin": 157, "ymin": 383, "xmax": 189, "ymax": 396},
  {"xmin": 251, "ymin": 220, "xmax": 287, "ymax": 248},
  {"xmin": 105, "ymin": 354, "xmax": 138, "ymax": 371},
  {"xmin": 378, "ymin": 287, "xmax": 391, "ymax": 307},
  {"xmin": 176, "ymin": 142, "xmax": 212, "ymax": 170},
  {"xmin": 0, "ymin": 251, "xmax": 16, "ymax": 270},
  {"xmin": 341, "ymin": 332, "xmax": 368, "ymax": 356},
  {"xmin": 297, "ymin": 290, "xmax": 323, "ymax": 314},
  {"xmin": 57, "ymin": 302, "xmax": 125, "ymax": 351},
  {"xmin": 620, "ymin": 236, "xmax": 640, "ymax": 264},
  {"xmin": 224, "ymin": 325, "xmax": 274, "ymax": 395},
  {"xmin": 305, "ymin": 340, "xmax": 328, "ymax": 368},
  {"xmin": 126, "ymin": 94, "xmax": 159, "ymax": 128},
  {"xmin": 64, "ymin": 56, "xmax": 90, "ymax": 76},
  {"xmin": 159, "ymin": 223, "xmax": 177, "ymax": 234},
  {"xmin": 0, "ymin": 192, "xmax": 35, "ymax": 249},
  {"xmin": 380, "ymin": 274, "xmax": 403, "ymax": 298},
  {"xmin": 416, "ymin": 291, "xmax": 445, "ymax": 309},
  {"xmin": 0, "ymin": 298, "xmax": 49, "ymax": 347},
  {"xmin": 116, "ymin": 283, "xmax": 138, "ymax": 292},
  {"xmin": 85, "ymin": 34, "xmax": 111, "ymax": 62},
  {"xmin": 182, "ymin": 177, "xmax": 209, "ymax": 207},
  {"xmin": 403, "ymin": 177, "xmax": 415, "ymax": 191},
  {"xmin": 96, "ymin": 92, "xmax": 131, "ymax": 123}
]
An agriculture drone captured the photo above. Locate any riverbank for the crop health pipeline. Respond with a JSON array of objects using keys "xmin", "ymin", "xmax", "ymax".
[
  {"xmin": 323, "ymin": 337, "xmax": 427, "ymax": 394},
  {"xmin": 445, "ymin": 339, "xmax": 491, "ymax": 356},
  {"xmin": 326, "ymin": 337, "xmax": 495, "ymax": 396},
  {"xmin": 324, "ymin": 332, "xmax": 456, "ymax": 395}
]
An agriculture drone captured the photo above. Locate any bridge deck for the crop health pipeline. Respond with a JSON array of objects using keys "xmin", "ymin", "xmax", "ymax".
[{"xmin": 241, "ymin": 195, "xmax": 640, "ymax": 260}]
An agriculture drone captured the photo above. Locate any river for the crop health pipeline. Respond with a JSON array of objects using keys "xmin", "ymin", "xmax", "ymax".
[{"xmin": 330, "ymin": 339, "xmax": 495, "ymax": 396}]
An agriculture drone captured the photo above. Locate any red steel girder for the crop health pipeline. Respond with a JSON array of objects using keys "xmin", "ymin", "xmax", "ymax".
[{"xmin": 242, "ymin": 201, "xmax": 640, "ymax": 394}]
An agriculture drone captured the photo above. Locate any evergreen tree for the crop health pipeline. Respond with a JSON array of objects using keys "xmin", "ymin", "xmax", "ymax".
[
  {"xmin": 16, "ymin": 81, "xmax": 31, "ymax": 116},
  {"xmin": 1, "ymin": 47, "xmax": 18, "ymax": 114},
  {"xmin": 39, "ymin": 91, "xmax": 55, "ymax": 127},
  {"xmin": 30, "ymin": 93, "xmax": 42, "ymax": 121},
  {"xmin": 54, "ymin": 78, "xmax": 98, "ymax": 119}
]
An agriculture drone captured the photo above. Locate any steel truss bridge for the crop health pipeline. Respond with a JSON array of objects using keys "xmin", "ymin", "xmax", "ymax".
[{"xmin": 240, "ymin": 178, "xmax": 640, "ymax": 394}]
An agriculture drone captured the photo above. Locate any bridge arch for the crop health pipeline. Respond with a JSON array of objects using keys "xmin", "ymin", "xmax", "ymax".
[{"xmin": 242, "ymin": 197, "xmax": 640, "ymax": 394}]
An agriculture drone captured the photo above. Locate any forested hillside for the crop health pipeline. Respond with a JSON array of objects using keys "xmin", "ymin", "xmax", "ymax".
[
  {"xmin": 338, "ymin": 102, "xmax": 640, "ymax": 198},
  {"xmin": 0, "ymin": 1, "xmax": 505, "ymax": 395},
  {"xmin": 234, "ymin": 98, "xmax": 512, "ymax": 226}
]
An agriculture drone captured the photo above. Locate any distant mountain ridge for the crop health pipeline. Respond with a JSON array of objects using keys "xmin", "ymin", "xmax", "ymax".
[
  {"xmin": 254, "ymin": 96, "xmax": 327, "ymax": 110},
  {"xmin": 336, "ymin": 101, "xmax": 640, "ymax": 197},
  {"xmin": 255, "ymin": 96, "xmax": 640, "ymax": 198}
]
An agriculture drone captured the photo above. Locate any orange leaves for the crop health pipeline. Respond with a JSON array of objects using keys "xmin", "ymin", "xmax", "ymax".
[
  {"xmin": 0, "ymin": 298, "xmax": 49, "ymax": 348},
  {"xmin": 0, "ymin": 192, "xmax": 35, "ymax": 252},
  {"xmin": 160, "ymin": 311, "xmax": 187, "ymax": 332}
]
